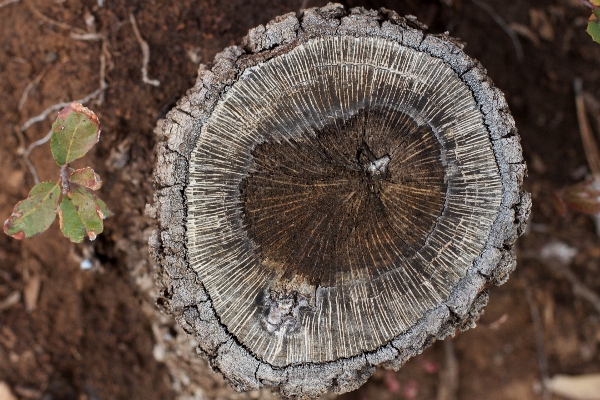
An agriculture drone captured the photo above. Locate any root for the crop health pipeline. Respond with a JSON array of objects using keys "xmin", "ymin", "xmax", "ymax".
[
  {"xmin": 129, "ymin": 12, "xmax": 160, "ymax": 87},
  {"xmin": 0, "ymin": 0, "xmax": 19, "ymax": 10},
  {"xmin": 470, "ymin": 0, "xmax": 523, "ymax": 61}
]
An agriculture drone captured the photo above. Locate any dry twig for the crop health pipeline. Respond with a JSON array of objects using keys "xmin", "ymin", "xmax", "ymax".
[
  {"xmin": 470, "ymin": 0, "xmax": 524, "ymax": 61},
  {"xmin": 70, "ymin": 33, "xmax": 110, "ymax": 105},
  {"xmin": 18, "ymin": 66, "xmax": 48, "ymax": 111},
  {"xmin": 508, "ymin": 22, "xmax": 541, "ymax": 46},
  {"xmin": 0, "ymin": 291, "xmax": 21, "ymax": 312},
  {"xmin": 129, "ymin": 12, "xmax": 160, "ymax": 87},
  {"xmin": 524, "ymin": 284, "xmax": 551, "ymax": 400},
  {"xmin": 19, "ymin": 87, "xmax": 104, "ymax": 133},
  {"xmin": 0, "ymin": 0, "xmax": 19, "ymax": 10},
  {"xmin": 25, "ymin": 0, "xmax": 85, "ymax": 34},
  {"xmin": 549, "ymin": 263, "xmax": 600, "ymax": 314},
  {"xmin": 24, "ymin": 1, "xmax": 110, "ymax": 108},
  {"xmin": 70, "ymin": 32, "xmax": 104, "ymax": 41},
  {"xmin": 575, "ymin": 79, "xmax": 600, "ymax": 178},
  {"xmin": 583, "ymin": 92, "xmax": 600, "ymax": 133},
  {"xmin": 522, "ymin": 244, "xmax": 600, "ymax": 316},
  {"xmin": 436, "ymin": 339, "xmax": 459, "ymax": 400},
  {"xmin": 97, "ymin": 41, "xmax": 108, "ymax": 104},
  {"xmin": 22, "ymin": 130, "xmax": 52, "ymax": 184},
  {"xmin": 574, "ymin": 78, "xmax": 600, "ymax": 235}
]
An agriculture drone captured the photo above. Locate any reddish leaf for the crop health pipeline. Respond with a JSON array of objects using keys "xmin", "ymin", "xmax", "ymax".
[
  {"xmin": 70, "ymin": 167, "xmax": 102, "ymax": 190},
  {"xmin": 51, "ymin": 103, "xmax": 101, "ymax": 166},
  {"xmin": 560, "ymin": 180, "xmax": 600, "ymax": 215}
]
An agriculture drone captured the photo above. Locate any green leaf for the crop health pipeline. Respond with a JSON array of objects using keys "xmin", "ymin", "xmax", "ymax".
[
  {"xmin": 59, "ymin": 186, "xmax": 105, "ymax": 242},
  {"xmin": 588, "ymin": 10, "xmax": 600, "ymax": 44},
  {"xmin": 51, "ymin": 103, "xmax": 101, "ymax": 166},
  {"xmin": 3, "ymin": 182, "xmax": 60, "ymax": 239},
  {"xmin": 94, "ymin": 197, "xmax": 113, "ymax": 219},
  {"xmin": 70, "ymin": 167, "xmax": 102, "ymax": 190},
  {"xmin": 59, "ymin": 197, "xmax": 85, "ymax": 243}
]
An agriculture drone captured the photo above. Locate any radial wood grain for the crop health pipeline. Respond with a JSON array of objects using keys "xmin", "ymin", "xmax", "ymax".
[{"xmin": 151, "ymin": 4, "xmax": 530, "ymax": 398}]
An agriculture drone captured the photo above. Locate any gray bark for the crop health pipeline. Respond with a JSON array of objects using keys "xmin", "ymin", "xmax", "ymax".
[{"xmin": 150, "ymin": 3, "xmax": 530, "ymax": 398}]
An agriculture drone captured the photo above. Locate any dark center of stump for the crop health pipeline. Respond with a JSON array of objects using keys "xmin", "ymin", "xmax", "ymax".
[{"xmin": 241, "ymin": 107, "xmax": 447, "ymax": 287}]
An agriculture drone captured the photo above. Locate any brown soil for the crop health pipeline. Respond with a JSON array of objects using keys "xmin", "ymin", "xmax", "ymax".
[{"xmin": 0, "ymin": 1, "xmax": 599, "ymax": 399}]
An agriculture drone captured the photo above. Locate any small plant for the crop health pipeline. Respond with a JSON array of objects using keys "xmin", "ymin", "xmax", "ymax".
[
  {"xmin": 582, "ymin": 0, "xmax": 600, "ymax": 43},
  {"xmin": 3, "ymin": 103, "xmax": 112, "ymax": 243}
]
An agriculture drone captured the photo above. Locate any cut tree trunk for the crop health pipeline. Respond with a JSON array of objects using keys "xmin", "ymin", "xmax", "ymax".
[{"xmin": 150, "ymin": 4, "xmax": 530, "ymax": 398}]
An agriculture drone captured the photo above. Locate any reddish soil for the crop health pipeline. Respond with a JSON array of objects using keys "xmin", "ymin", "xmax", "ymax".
[{"xmin": 0, "ymin": 0, "xmax": 599, "ymax": 399}]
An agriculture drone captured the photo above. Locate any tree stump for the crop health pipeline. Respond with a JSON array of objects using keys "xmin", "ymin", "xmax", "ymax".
[{"xmin": 151, "ymin": 4, "xmax": 531, "ymax": 398}]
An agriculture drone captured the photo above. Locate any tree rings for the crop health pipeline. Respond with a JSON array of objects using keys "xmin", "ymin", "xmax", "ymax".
[{"xmin": 152, "ymin": 4, "xmax": 530, "ymax": 397}]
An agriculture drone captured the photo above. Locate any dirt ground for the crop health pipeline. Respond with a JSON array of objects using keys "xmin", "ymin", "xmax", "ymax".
[{"xmin": 1, "ymin": 0, "xmax": 599, "ymax": 399}]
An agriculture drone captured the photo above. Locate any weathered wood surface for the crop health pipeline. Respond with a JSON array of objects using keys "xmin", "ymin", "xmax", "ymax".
[{"xmin": 150, "ymin": 4, "xmax": 530, "ymax": 398}]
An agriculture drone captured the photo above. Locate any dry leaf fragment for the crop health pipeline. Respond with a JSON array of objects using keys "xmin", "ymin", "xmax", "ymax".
[
  {"xmin": 530, "ymin": 9, "xmax": 555, "ymax": 41},
  {"xmin": 509, "ymin": 22, "xmax": 541, "ymax": 46},
  {"xmin": 0, "ymin": 291, "xmax": 21, "ymax": 312},
  {"xmin": 24, "ymin": 274, "xmax": 41, "ymax": 312},
  {"xmin": 545, "ymin": 374, "xmax": 600, "ymax": 400},
  {"xmin": 0, "ymin": 381, "xmax": 17, "ymax": 400}
]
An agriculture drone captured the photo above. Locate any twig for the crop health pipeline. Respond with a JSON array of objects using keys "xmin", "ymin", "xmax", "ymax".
[
  {"xmin": 549, "ymin": 263, "xmax": 600, "ymax": 314},
  {"xmin": 0, "ymin": 291, "xmax": 21, "ymax": 311},
  {"xmin": 508, "ymin": 22, "xmax": 541, "ymax": 47},
  {"xmin": 70, "ymin": 32, "xmax": 109, "ymax": 105},
  {"xmin": 580, "ymin": 0, "xmax": 600, "ymax": 9},
  {"xmin": 129, "ymin": 12, "xmax": 160, "ymax": 87},
  {"xmin": 524, "ymin": 284, "xmax": 551, "ymax": 400},
  {"xmin": 0, "ymin": 0, "xmax": 19, "ymax": 9},
  {"xmin": 521, "ymin": 247, "xmax": 600, "ymax": 315},
  {"xmin": 97, "ymin": 40, "xmax": 109, "ymax": 105},
  {"xmin": 24, "ymin": 2, "xmax": 111, "ymax": 108},
  {"xmin": 436, "ymin": 339, "xmax": 459, "ymax": 400},
  {"xmin": 25, "ymin": 0, "xmax": 85, "ymax": 34},
  {"xmin": 574, "ymin": 79, "xmax": 600, "ymax": 178},
  {"xmin": 574, "ymin": 79, "xmax": 600, "ymax": 235},
  {"xmin": 70, "ymin": 32, "xmax": 105, "ymax": 41},
  {"xmin": 470, "ymin": 0, "xmax": 524, "ymax": 61},
  {"xmin": 18, "ymin": 66, "xmax": 48, "ymax": 111},
  {"xmin": 19, "ymin": 87, "xmax": 104, "ymax": 132},
  {"xmin": 22, "ymin": 130, "xmax": 52, "ymax": 183},
  {"xmin": 583, "ymin": 92, "xmax": 600, "ymax": 133}
]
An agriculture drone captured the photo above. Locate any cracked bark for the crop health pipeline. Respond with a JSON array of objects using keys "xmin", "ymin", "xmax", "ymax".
[{"xmin": 150, "ymin": 3, "xmax": 530, "ymax": 398}]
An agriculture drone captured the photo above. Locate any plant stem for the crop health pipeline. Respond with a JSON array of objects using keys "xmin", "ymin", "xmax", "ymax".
[{"xmin": 60, "ymin": 164, "xmax": 71, "ymax": 194}]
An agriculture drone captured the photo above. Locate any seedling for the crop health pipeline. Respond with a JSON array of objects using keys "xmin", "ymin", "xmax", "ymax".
[
  {"xmin": 3, "ymin": 103, "xmax": 112, "ymax": 243},
  {"xmin": 582, "ymin": 0, "xmax": 600, "ymax": 43}
]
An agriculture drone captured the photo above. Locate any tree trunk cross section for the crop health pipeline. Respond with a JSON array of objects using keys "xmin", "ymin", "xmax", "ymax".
[{"xmin": 151, "ymin": 4, "xmax": 531, "ymax": 398}]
